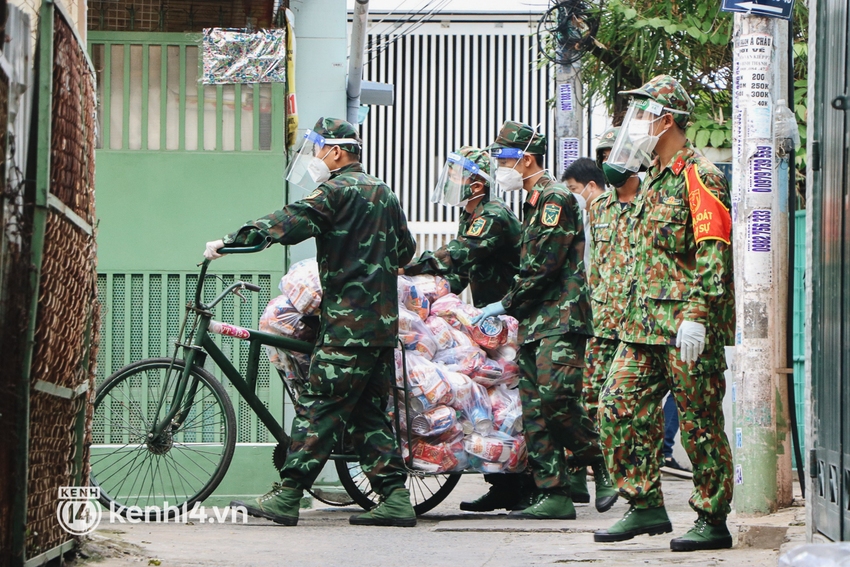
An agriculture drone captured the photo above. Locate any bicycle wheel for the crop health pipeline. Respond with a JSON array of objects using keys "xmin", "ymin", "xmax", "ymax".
[
  {"xmin": 90, "ymin": 358, "xmax": 236, "ymax": 519},
  {"xmin": 336, "ymin": 458, "xmax": 461, "ymax": 515}
]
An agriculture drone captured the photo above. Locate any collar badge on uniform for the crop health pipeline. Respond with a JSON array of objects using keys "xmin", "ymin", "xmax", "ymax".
[
  {"xmin": 528, "ymin": 190, "xmax": 540, "ymax": 207},
  {"xmin": 467, "ymin": 217, "xmax": 487, "ymax": 236},
  {"xmin": 672, "ymin": 156, "xmax": 686, "ymax": 176}
]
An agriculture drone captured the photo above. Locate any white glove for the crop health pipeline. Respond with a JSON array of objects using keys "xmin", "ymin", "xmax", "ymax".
[
  {"xmin": 204, "ymin": 239, "xmax": 225, "ymax": 260},
  {"xmin": 676, "ymin": 320, "xmax": 706, "ymax": 364}
]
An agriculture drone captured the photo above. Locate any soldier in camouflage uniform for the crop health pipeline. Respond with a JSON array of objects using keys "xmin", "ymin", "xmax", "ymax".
[
  {"xmin": 564, "ymin": 128, "xmax": 642, "ymax": 510},
  {"xmin": 205, "ymin": 117, "xmax": 418, "ymax": 528},
  {"xmin": 403, "ymin": 146, "xmax": 532, "ymax": 511},
  {"xmin": 592, "ymin": 76, "xmax": 735, "ymax": 551},
  {"xmin": 471, "ymin": 121, "xmax": 616, "ymax": 519}
]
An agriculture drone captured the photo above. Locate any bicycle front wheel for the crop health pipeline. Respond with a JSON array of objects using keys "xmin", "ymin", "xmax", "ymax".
[{"xmin": 90, "ymin": 358, "xmax": 236, "ymax": 518}]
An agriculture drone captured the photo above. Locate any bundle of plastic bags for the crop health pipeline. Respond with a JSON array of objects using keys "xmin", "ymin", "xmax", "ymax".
[
  {"xmin": 260, "ymin": 259, "xmax": 322, "ymax": 385},
  {"xmin": 391, "ymin": 275, "xmax": 526, "ymax": 475}
]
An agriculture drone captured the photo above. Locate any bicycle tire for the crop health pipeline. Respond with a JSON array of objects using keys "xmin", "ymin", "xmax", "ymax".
[
  {"xmin": 335, "ymin": 458, "xmax": 461, "ymax": 515},
  {"xmin": 90, "ymin": 357, "xmax": 236, "ymax": 519}
]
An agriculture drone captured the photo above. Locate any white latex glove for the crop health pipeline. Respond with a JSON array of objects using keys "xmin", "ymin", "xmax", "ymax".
[
  {"xmin": 676, "ymin": 320, "xmax": 706, "ymax": 364},
  {"xmin": 204, "ymin": 239, "xmax": 225, "ymax": 260}
]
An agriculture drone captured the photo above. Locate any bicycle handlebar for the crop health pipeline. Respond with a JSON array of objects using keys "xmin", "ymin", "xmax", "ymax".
[
  {"xmin": 218, "ymin": 239, "xmax": 271, "ymax": 255},
  {"xmin": 240, "ymin": 282, "xmax": 261, "ymax": 292},
  {"xmin": 196, "ymin": 238, "xmax": 272, "ymax": 306}
]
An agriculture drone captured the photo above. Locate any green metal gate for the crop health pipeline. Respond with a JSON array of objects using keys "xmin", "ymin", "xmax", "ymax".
[
  {"xmin": 89, "ymin": 30, "xmax": 294, "ymax": 501},
  {"xmin": 810, "ymin": 0, "xmax": 850, "ymax": 542}
]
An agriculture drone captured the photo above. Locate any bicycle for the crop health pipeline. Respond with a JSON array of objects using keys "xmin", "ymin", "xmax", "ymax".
[{"xmin": 89, "ymin": 242, "xmax": 460, "ymax": 519}]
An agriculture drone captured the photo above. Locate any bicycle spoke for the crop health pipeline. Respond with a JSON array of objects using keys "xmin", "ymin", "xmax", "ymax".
[
  {"xmin": 164, "ymin": 450, "xmax": 210, "ymax": 487},
  {"xmin": 94, "ymin": 446, "xmax": 148, "ymax": 487}
]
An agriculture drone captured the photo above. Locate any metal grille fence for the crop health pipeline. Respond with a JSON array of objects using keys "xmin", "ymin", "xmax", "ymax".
[
  {"xmin": 361, "ymin": 30, "xmax": 557, "ymax": 225},
  {"xmin": 93, "ymin": 272, "xmax": 281, "ymax": 445},
  {"xmin": 24, "ymin": 7, "xmax": 99, "ymax": 558}
]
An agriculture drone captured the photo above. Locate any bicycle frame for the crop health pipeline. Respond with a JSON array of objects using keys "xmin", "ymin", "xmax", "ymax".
[{"xmin": 149, "ymin": 242, "xmax": 314, "ymax": 451}]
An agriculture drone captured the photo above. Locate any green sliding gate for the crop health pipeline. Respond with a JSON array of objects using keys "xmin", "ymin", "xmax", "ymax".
[{"xmin": 89, "ymin": 31, "xmax": 294, "ymax": 502}]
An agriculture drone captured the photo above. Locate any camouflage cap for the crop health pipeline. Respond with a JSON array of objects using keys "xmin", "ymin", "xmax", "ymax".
[
  {"xmin": 489, "ymin": 120, "xmax": 547, "ymax": 155},
  {"xmin": 620, "ymin": 75, "xmax": 694, "ymax": 129},
  {"xmin": 456, "ymin": 145, "xmax": 492, "ymax": 182},
  {"xmin": 595, "ymin": 127, "xmax": 619, "ymax": 169},
  {"xmin": 312, "ymin": 117, "xmax": 362, "ymax": 154}
]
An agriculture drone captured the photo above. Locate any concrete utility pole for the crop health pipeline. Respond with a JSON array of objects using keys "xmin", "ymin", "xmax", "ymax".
[
  {"xmin": 555, "ymin": 63, "xmax": 583, "ymax": 180},
  {"xmin": 730, "ymin": 12, "xmax": 794, "ymax": 515}
]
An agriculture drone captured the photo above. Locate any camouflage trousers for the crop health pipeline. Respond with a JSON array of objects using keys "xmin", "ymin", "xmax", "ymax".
[
  {"xmin": 582, "ymin": 336, "xmax": 620, "ymax": 427},
  {"xmin": 599, "ymin": 341, "xmax": 733, "ymax": 521},
  {"xmin": 279, "ymin": 345, "xmax": 407, "ymax": 497},
  {"xmin": 517, "ymin": 333, "xmax": 603, "ymax": 490}
]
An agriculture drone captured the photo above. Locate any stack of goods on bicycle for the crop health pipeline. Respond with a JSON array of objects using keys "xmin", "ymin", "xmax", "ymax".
[
  {"xmin": 260, "ymin": 258, "xmax": 322, "ymax": 386},
  {"xmin": 393, "ymin": 275, "xmax": 527, "ymax": 474}
]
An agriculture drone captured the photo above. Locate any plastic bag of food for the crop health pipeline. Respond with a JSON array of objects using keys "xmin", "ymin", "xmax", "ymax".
[
  {"xmin": 404, "ymin": 353, "xmax": 452, "ymax": 412},
  {"xmin": 470, "ymin": 358, "xmax": 505, "ymax": 387},
  {"xmin": 490, "ymin": 384, "xmax": 522, "ymax": 434},
  {"xmin": 430, "ymin": 293, "xmax": 465, "ymax": 318},
  {"xmin": 448, "ymin": 326, "xmax": 476, "ymax": 349},
  {"xmin": 470, "ymin": 316, "xmax": 508, "ymax": 350},
  {"xmin": 424, "ymin": 316, "xmax": 456, "ymax": 351},
  {"xmin": 398, "ymin": 275, "xmax": 431, "ymax": 321},
  {"xmin": 496, "ymin": 358, "xmax": 521, "ymax": 389},
  {"xmin": 407, "ymin": 274, "xmax": 452, "ymax": 302},
  {"xmin": 442, "ymin": 370, "xmax": 474, "ymax": 410},
  {"xmin": 411, "ymin": 405, "xmax": 457, "ymax": 437},
  {"xmin": 464, "ymin": 431, "xmax": 527, "ymax": 473},
  {"xmin": 259, "ymin": 294, "xmax": 315, "ymax": 341},
  {"xmin": 410, "ymin": 439, "xmax": 460, "ymax": 473},
  {"xmin": 457, "ymin": 381, "xmax": 493, "ymax": 434},
  {"xmin": 398, "ymin": 306, "xmax": 438, "ymax": 359},
  {"xmin": 279, "ymin": 258, "xmax": 322, "ymax": 315},
  {"xmin": 433, "ymin": 346, "xmax": 485, "ymax": 376}
]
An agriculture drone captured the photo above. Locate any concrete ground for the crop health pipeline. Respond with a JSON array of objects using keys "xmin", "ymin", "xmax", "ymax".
[{"xmin": 82, "ymin": 474, "xmax": 805, "ymax": 567}]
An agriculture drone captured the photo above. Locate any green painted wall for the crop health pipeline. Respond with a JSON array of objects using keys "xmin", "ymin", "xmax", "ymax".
[{"xmin": 92, "ymin": 0, "xmax": 350, "ymax": 501}]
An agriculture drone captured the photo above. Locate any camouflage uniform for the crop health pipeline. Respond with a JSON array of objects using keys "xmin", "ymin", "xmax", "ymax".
[
  {"xmin": 492, "ymin": 121, "xmax": 601, "ymax": 491},
  {"xmin": 584, "ymin": 187, "xmax": 638, "ymax": 427},
  {"xmin": 403, "ymin": 200, "xmax": 521, "ymax": 308},
  {"xmin": 225, "ymin": 117, "xmax": 416, "ymax": 497},
  {"xmin": 597, "ymin": 78, "xmax": 735, "ymax": 523}
]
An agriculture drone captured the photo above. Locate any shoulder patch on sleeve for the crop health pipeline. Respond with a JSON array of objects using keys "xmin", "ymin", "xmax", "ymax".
[
  {"xmin": 541, "ymin": 203, "xmax": 562, "ymax": 227},
  {"xmin": 467, "ymin": 217, "xmax": 487, "ymax": 236},
  {"xmin": 306, "ymin": 189, "xmax": 323, "ymax": 200}
]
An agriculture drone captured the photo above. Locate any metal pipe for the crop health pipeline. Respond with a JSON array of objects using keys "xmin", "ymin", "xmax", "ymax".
[{"xmin": 347, "ymin": 0, "xmax": 370, "ymax": 124}]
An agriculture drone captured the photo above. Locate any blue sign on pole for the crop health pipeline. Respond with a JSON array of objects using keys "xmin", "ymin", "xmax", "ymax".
[{"xmin": 721, "ymin": 0, "xmax": 795, "ymax": 20}]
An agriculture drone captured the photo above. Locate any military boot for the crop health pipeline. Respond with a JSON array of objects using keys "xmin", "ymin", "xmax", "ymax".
[
  {"xmin": 231, "ymin": 483, "xmax": 302, "ymax": 526},
  {"xmin": 670, "ymin": 515, "xmax": 733, "ymax": 551},
  {"xmin": 569, "ymin": 469, "xmax": 591, "ymax": 504},
  {"xmin": 593, "ymin": 505, "xmax": 672, "ymax": 542},
  {"xmin": 349, "ymin": 488, "xmax": 417, "ymax": 527},
  {"xmin": 592, "ymin": 463, "xmax": 619, "ymax": 513},
  {"xmin": 508, "ymin": 487, "xmax": 541, "ymax": 511},
  {"xmin": 509, "ymin": 488, "xmax": 576, "ymax": 520},
  {"xmin": 460, "ymin": 486, "xmax": 519, "ymax": 512}
]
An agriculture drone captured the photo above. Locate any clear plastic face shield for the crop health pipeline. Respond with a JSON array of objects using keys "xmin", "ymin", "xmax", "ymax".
[
  {"xmin": 285, "ymin": 130, "xmax": 361, "ymax": 192},
  {"xmin": 430, "ymin": 152, "xmax": 493, "ymax": 207},
  {"xmin": 605, "ymin": 98, "xmax": 666, "ymax": 176}
]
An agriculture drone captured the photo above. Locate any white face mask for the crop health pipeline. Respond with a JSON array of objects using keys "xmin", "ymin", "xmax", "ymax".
[
  {"xmin": 629, "ymin": 116, "xmax": 666, "ymax": 155},
  {"xmin": 573, "ymin": 190, "xmax": 587, "ymax": 211},
  {"xmin": 496, "ymin": 167, "xmax": 524, "ymax": 192},
  {"xmin": 307, "ymin": 157, "xmax": 331, "ymax": 184}
]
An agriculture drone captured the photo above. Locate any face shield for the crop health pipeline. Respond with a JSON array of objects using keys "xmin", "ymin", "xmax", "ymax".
[
  {"xmin": 605, "ymin": 98, "xmax": 668, "ymax": 178},
  {"xmin": 431, "ymin": 152, "xmax": 493, "ymax": 207},
  {"xmin": 285, "ymin": 130, "xmax": 361, "ymax": 192}
]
